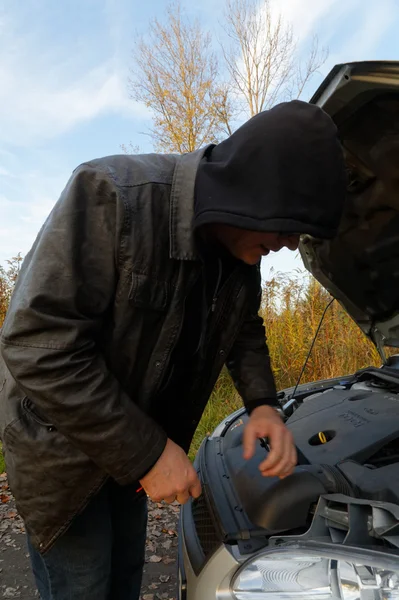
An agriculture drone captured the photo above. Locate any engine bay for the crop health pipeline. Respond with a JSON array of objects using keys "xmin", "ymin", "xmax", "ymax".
[{"xmin": 192, "ymin": 367, "xmax": 399, "ymax": 562}]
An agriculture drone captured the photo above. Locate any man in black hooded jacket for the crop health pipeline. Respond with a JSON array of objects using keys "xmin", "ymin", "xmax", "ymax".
[{"xmin": 0, "ymin": 100, "xmax": 347, "ymax": 600}]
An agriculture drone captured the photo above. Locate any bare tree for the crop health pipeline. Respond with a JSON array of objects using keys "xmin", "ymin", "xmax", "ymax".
[
  {"xmin": 129, "ymin": 2, "xmax": 234, "ymax": 153},
  {"xmin": 222, "ymin": 0, "xmax": 328, "ymax": 117},
  {"xmin": 120, "ymin": 142, "xmax": 141, "ymax": 155}
]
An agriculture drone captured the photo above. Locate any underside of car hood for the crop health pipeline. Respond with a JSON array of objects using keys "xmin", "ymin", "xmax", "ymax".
[{"xmin": 301, "ymin": 61, "xmax": 399, "ymax": 355}]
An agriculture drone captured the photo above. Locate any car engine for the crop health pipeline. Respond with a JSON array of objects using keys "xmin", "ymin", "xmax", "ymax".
[
  {"xmin": 182, "ymin": 368, "xmax": 399, "ymax": 578},
  {"xmin": 226, "ymin": 379, "xmax": 399, "ymax": 533}
]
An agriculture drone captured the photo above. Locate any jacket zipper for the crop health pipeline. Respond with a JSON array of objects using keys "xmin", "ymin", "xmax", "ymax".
[
  {"xmin": 211, "ymin": 258, "xmax": 223, "ymax": 313},
  {"xmin": 196, "ymin": 257, "xmax": 223, "ymax": 357},
  {"xmin": 154, "ymin": 268, "xmax": 200, "ymax": 396},
  {"xmin": 206, "ymin": 276, "xmax": 246, "ymax": 392},
  {"xmin": 207, "ymin": 264, "xmax": 242, "ymax": 344},
  {"xmin": 191, "ymin": 268, "xmax": 245, "ymax": 398}
]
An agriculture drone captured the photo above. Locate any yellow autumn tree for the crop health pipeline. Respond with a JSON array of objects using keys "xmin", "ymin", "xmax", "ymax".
[{"xmin": 129, "ymin": 1, "xmax": 235, "ymax": 153}]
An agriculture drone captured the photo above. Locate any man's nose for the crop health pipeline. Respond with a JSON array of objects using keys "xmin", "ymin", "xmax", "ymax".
[{"xmin": 281, "ymin": 235, "xmax": 300, "ymax": 251}]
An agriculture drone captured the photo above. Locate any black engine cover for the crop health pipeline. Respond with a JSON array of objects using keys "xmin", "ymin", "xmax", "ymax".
[
  {"xmin": 286, "ymin": 388, "xmax": 399, "ymax": 465},
  {"xmin": 213, "ymin": 386, "xmax": 399, "ymax": 533}
]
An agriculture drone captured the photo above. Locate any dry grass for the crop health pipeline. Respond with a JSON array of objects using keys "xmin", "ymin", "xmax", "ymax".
[{"xmin": 261, "ymin": 271, "xmax": 382, "ymax": 388}]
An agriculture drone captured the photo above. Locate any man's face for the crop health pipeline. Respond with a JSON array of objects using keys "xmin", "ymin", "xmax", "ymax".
[{"xmin": 212, "ymin": 225, "xmax": 300, "ymax": 265}]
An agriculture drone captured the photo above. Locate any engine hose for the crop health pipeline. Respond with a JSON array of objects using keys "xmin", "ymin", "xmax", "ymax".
[{"xmin": 299, "ymin": 464, "xmax": 355, "ymax": 497}]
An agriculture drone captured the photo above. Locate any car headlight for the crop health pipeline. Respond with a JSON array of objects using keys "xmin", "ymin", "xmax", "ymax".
[{"xmin": 231, "ymin": 544, "xmax": 399, "ymax": 599}]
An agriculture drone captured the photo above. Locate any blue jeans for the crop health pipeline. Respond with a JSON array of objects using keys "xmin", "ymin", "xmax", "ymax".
[{"xmin": 27, "ymin": 478, "xmax": 148, "ymax": 600}]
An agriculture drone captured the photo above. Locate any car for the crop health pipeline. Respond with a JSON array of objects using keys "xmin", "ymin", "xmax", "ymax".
[{"xmin": 177, "ymin": 60, "xmax": 399, "ymax": 600}]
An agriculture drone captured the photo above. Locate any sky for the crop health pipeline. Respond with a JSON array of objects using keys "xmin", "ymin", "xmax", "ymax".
[{"xmin": 1, "ymin": 0, "xmax": 399, "ymax": 280}]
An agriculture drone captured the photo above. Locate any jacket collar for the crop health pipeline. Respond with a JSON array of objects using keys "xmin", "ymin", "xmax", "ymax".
[{"xmin": 169, "ymin": 144, "xmax": 214, "ymax": 261}]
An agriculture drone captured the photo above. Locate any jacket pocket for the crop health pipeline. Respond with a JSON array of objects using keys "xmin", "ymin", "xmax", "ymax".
[
  {"xmin": 22, "ymin": 398, "xmax": 56, "ymax": 431},
  {"xmin": 129, "ymin": 273, "xmax": 170, "ymax": 312},
  {"xmin": 2, "ymin": 397, "xmax": 106, "ymax": 555}
]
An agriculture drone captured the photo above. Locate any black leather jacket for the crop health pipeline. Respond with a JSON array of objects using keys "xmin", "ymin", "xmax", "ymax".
[{"xmin": 0, "ymin": 146, "xmax": 276, "ymax": 552}]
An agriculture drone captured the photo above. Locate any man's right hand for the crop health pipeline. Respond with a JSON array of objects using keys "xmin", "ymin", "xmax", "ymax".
[{"xmin": 139, "ymin": 438, "xmax": 202, "ymax": 504}]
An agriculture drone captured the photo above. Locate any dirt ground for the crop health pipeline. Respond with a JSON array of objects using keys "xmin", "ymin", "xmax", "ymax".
[{"xmin": 0, "ymin": 473, "xmax": 179, "ymax": 600}]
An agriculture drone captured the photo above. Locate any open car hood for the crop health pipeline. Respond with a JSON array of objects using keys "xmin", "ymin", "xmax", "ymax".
[{"xmin": 300, "ymin": 61, "xmax": 399, "ymax": 356}]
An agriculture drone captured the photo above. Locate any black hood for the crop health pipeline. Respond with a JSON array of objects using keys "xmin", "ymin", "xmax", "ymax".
[
  {"xmin": 194, "ymin": 100, "xmax": 347, "ymax": 239},
  {"xmin": 300, "ymin": 60, "xmax": 399, "ymax": 353}
]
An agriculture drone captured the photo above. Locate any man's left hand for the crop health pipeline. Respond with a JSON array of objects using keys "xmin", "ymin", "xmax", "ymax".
[{"xmin": 243, "ymin": 405, "xmax": 297, "ymax": 479}]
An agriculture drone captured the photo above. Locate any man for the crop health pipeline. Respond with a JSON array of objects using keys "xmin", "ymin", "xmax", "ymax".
[{"xmin": 0, "ymin": 100, "xmax": 346, "ymax": 599}]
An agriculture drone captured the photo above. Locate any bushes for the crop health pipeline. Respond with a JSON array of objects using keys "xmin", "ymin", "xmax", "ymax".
[
  {"xmin": 0, "ymin": 256, "xmax": 22, "ymax": 473},
  {"xmin": 261, "ymin": 271, "xmax": 382, "ymax": 389},
  {"xmin": 0, "ymin": 255, "xmax": 22, "ymax": 328}
]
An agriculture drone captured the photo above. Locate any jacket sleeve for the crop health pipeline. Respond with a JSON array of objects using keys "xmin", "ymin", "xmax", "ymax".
[
  {"xmin": 0, "ymin": 163, "xmax": 167, "ymax": 484},
  {"xmin": 226, "ymin": 265, "xmax": 279, "ymax": 413}
]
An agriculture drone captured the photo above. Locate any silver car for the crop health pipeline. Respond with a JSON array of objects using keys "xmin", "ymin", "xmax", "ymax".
[{"xmin": 178, "ymin": 60, "xmax": 399, "ymax": 600}]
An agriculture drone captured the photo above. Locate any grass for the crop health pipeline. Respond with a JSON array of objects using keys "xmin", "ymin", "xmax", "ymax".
[{"xmin": 0, "ymin": 270, "xmax": 394, "ymax": 471}]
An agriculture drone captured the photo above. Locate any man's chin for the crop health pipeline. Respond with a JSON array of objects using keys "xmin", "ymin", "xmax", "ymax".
[{"xmin": 241, "ymin": 255, "xmax": 262, "ymax": 266}]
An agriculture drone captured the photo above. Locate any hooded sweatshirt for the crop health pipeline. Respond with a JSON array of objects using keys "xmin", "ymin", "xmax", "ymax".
[
  {"xmin": 152, "ymin": 101, "xmax": 347, "ymax": 450},
  {"xmin": 193, "ymin": 99, "xmax": 347, "ymax": 237}
]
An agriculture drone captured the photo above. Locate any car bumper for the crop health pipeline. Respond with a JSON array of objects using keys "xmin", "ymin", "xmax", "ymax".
[{"xmin": 178, "ymin": 497, "xmax": 240, "ymax": 600}]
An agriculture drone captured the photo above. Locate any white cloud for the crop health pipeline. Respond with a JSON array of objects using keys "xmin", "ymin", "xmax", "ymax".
[
  {"xmin": 271, "ymin": 0, "xmax": 343, "ymax": 45},
  {"xmin": 0, "ymin": 60, "xmax": 149, "ymax": 146},
  {"xmin": 0, "ymin": 168, "xmax": 68, "ymax": 262},
  {"xmin": 276, "ymin": 0, "xmax": 398, "ymax": 70},
  {"xmin": 0, "ymin": 149, "xmax": 15, "ymax": 160},
  {"xmin": 3, "ymin": 66, "xmax": 148, "ymax": 146},
  {"xmin": 0, "ymin": 195, "xmax": 35, "ymax": 260},
  {"xmin": 324, "ymin": 0, "xmax": 398, "ymax": 68},
  {"xmin": 0, "ymin": 5, "xmax": 149, "ymax": 147},
  {"xmin": 0, "ymin": 1, "xmax": 152, "ymax": 262},
  {"xmin": 0, "ymin": 196, "xmax": 55, "ymax": 261}
]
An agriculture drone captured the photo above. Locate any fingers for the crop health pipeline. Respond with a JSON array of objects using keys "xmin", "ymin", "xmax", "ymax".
[
  {"xmin": 259, "ymin": 426, "xmax": 296, "ymax": 478},
  {"xmin": 140, "ymin": 439, "xmax": 203, "ymax": 505},
  {"xmin": 242, "ymin": 423, "xmax": 257, "ymax": 460},
  {"xmin": 164, "ymin": 495, "xmax": 177, "ymax": 504},
  {"xmin": 161, "ymin": 472, "xmax": 202, "ymax": 505},
  {"xmin": 189, "ymin": 477, "xmax": 202, "ymax": 499},
  {"xmin": 173, "ymin": 473, "xmax": 202, "ymax": 505},
  {"xmin": 259, "ymin": 423, "xmax": 285, "ymax": 472},
  {"xmin": 278, "ymin": 444, "xmax": 297, "ymax": 479},
  {"xmin": 176, "ymin": 491, "xmax": 191, "ymax": 504}
]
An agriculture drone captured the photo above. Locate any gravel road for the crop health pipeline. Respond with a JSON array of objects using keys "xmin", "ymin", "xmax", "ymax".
[{"xmin": 0, "ymin": 474, "xmax": 179, "ymax": 600}]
